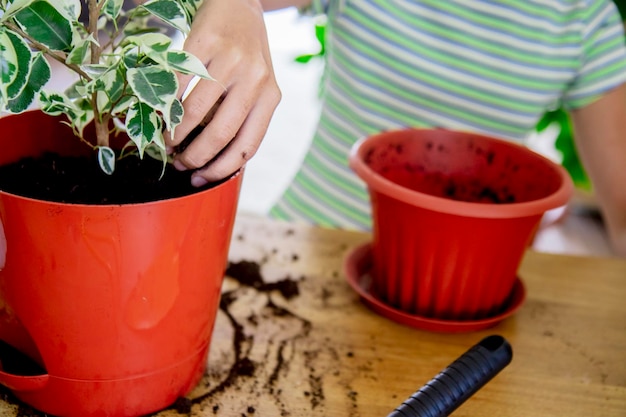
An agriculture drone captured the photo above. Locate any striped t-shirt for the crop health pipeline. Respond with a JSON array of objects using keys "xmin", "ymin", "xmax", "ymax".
[{"xmin": 269, "ymin": 0, "xmax": 626, "ymax": 230}]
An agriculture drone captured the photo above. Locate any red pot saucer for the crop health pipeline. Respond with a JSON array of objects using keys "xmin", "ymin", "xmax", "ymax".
[{"xmin": 343, "ymin": 243, "xmax": 526, "ymax": 333}]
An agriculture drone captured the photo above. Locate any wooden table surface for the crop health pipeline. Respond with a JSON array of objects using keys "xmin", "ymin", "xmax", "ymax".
[
  {"xmin": 152, "ymin": 215, "xmax": 626, "ymax": 417},
  {"xmin": 2, "ymin": 214, "xmax": 622, "ymax": 417}
]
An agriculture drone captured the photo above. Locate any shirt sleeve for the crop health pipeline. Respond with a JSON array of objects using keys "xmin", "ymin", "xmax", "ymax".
[{"xmin": 562, "ymin": 0, "xmax": 626, "ymax": 109}]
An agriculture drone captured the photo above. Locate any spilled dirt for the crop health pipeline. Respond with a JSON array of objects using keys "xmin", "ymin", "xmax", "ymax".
[
  {"xmin": 148, "ymin": 226, "xmax": 372, "ymax": 417},
  {"xmin": 0, "ymin": 223, "xmax": 377, "ymax": 417}
]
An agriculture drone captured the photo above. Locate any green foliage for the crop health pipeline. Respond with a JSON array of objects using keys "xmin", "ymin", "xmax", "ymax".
[
  {"xmin": 0, "ymin": 0, "xmax": 210, "ymax": 174},
  {"xmin": 294, "ymin": 18, "xmax": 326, "ymax": 63},
  {"xmin": 535, "ymin": 109, "xmax": 591, "ymax": 191}
]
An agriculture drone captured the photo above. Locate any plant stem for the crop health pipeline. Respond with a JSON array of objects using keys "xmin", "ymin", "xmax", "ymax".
[
  {"xmin": 88, "ymin": 0, "xmax": 101, "ymax": 64},
  {"xmin": 88, "ymin": 0, "xmax": 108, "ymax": 148}
]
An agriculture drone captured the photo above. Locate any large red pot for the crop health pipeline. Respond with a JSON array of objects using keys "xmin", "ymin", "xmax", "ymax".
[{"xmin": 0, "ymin": 111, "xmax": 242, "ymax": 416}]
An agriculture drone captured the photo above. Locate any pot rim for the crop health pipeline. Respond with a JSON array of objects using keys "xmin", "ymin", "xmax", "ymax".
[
  {"xmin": 0, "ymin": 169, "xmax": 243, "ymax": 209},
  {"xmin": 348, "ymin": 128, "xmax": 574, "ymax": 219}
]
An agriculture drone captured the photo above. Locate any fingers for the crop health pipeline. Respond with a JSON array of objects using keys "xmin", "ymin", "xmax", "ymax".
[
  {"xmin": 188, "ymin": 86, "xmax": 281, "ymax": 186},
  {"xmin": 170, "ymin": 56, "xmax": 278, "ymax": 166}
]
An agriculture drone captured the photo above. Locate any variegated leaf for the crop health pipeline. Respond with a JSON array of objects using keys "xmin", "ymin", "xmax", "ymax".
[
  {"xmin": 3, "ymin": 29, "xmax": 31, "ymax": 100},
  {"xmin": 81, "ymin": 63, "xmax": 109, "ymax": 80},
  {"xmin": 111, "ymin": 94, "xmax": 134, "ymax": 115},
  {"xmin": 65, "ymin": 35, "xmax": 93, "ymax": 65},
  {"xmin": 14, "ymin": 1, "xmax": 73, "ymax": 51},
  {"xmin": 101, "ymin": 66, "xmax": 126, "ymax": 106},
  {"xmin": 39, "ymin": 90, "xmax": 79, "ymax": 117},
  {"xmin": 97, "ymin": 146, "xmax": 116, "ymax": 175},
  {"xmin": 103, "ymin": 0, "xmax": 124, "ymax": 20},
  {"xmin": 125, "ymin": 101, "xmax": 160, "ymax": 158},
  {"xmin": 177, "ymin": 0, "xmax": 203, "ymax": 22},
  {"xmin": 72, "ymin": 110, "xmax": 94, "ymax": 139},
  {"xmin": 143, "ymin": 48, "xmax": 211, "ymax": 79},
  {"xmin": 125, "ymin": 33, "xmax": 172, "ymax": 53},
  {"xmin": 165, "ymin": 50, "xmax": 211, "ymax": 79},
  {"xmin": 54, "ymin": 0, "xmax": 81, "ymax": 21},
  {"xmin": 0, "ymin": 0, "xmax": 36, "ymax": 22},
  {"xmin": 127, "ymin": 66, "xmax": 177, "ymax": 110},
  {"xmin": 142, "ymin": 0, "xmax": 189, "ymax": 34},
  {"xmin": 144, "ymin": 140, "xmax": 169, "ymax": 179},
  {"xmin": 163, "ymin": 97, "xmax": 183, "ymax": 141},
  {"xmin": 0, "ymin": 28, "xmax": 20, "ymax": 103},
  {"xmin": 7, "ymin": 52, "xmax": 50, "ymax": 113}
]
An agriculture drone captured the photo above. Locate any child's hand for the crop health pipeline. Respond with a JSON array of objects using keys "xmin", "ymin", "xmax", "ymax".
[{"xmin": 165, "ymin": 0, "xmax": 281, "ymax": 187}]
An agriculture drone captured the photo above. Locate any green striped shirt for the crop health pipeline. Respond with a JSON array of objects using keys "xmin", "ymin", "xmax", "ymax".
[{"xmin": 270, "ymin": 0, "xmax": 626, "ymax": 229}]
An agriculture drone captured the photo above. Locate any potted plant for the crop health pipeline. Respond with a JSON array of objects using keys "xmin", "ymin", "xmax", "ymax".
[{"xmin": 0, "ymin": 1, "xmax": 243, "ymax": 416}]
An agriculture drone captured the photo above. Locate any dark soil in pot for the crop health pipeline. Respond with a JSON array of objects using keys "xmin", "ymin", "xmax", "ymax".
[{"xmin": 0, "ymin": 152, "xmax": 221, "ymax": 204}]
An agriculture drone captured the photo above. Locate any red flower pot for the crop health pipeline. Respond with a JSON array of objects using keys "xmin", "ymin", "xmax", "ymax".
[
  {"xmin": 349, "ymin": 128, "xmax": 573, "ymax": 322},
  {"xmin": 0, "ymin": 111, "xmax": 242, "ymax": 416}
]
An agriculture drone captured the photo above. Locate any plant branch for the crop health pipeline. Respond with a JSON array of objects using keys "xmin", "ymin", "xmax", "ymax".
[
  {"xmin": 87, "ymin": 0, "xmax": 108, "ymax": 147},
  {"xmin": 4, "ymin": 21, "xmax": 92, "ymax": 81},
  {"xmin": 88, "ymin": 0, "xmax": 101, "ymax": 64}
]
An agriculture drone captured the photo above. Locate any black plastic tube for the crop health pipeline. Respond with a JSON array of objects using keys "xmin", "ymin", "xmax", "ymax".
[{"xmin": 387, "ymin": 335, "xmax": 513, "ymax": 417}]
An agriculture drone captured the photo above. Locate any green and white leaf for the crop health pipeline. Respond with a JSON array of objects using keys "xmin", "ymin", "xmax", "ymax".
[
  {"xmin": 127, "ymin": 66, "xmax": 177, "ymax": 110},
  {"xmin": 14, "ymin": 1, "xmax": 73, "ymax": 51},
  {"xmin": 0, "ymin": 28, "xmax": 20, "ymax": 104},
  {"xmin": 122, "ymin": 13, "xmax": 153, "ymax": 37},
  {"xmin": 100, "ymin": 66, "xmax": 126, "ymax": 106},
  {"xmin": 96, "ymin": 14, "xmax": 108, "ymax": 31},
  {"xmin": 103, "ymin": 0, "xmax": 124, "ymax": 20},
  {"xmin": 168, "ymin": 50, "xmax": 210, "ymax": 78},
  {"xmin": 111, "ymin": 94, "xmax": 134, "ymax": 115},
  {"xmin": 81, "ymin": 63, "xmax": 109, "ymax": 78},
  {"xmin": 0, "ymin": 0, "xmax": 35, "ymax": 22},
  {"xmin": 97, "ymin": 146, "xmax": 116, "ymax": 175},
  {"xmin": 163, "ymin": 97, "xmax": 183, "ymax": 141},
  {"xmin": 125, "ymin": 33, "xmax": 172, "ymax": 53},
  {"xmin": 125, "ymin": 101, "xmax": 160, "ymax": 158},
  {"xmin": 54, "ymin": 0, "xmax": 81, "ymax": 21},
  {"xmin": 5, "ymin": 29, "xmax": 31, "ymax": 99},
  {"xmin": 65, "ymin": 38, "xmax": 93, "ymax": 65},
  {"xmin": 0, "ymin": 28, "xmax": 33, "ymax": 108},
  {"xmin": 65, "ymin": 34, "xmax": 96, "ymax": 66},
  {"xmin": 39, "ymin": 90, "xmax": 79, "ymax": 117},
  {"xmin": 142, "ymin": 0, "xmax": 188, "ymax": 34},
  {"xmin": 68, "ymin": 102, "xmax": 94, "ymax": 138},
  {"xmin": 6, "ymin": 51, "xmax": 50, "ymax": 113},
  {"xmin": 177, "ymin": 0, "xmax": 203, "ymax": 23},
  {"xmin": 144, "ymin": 138, "xmax": 169, "ymax": 179}
]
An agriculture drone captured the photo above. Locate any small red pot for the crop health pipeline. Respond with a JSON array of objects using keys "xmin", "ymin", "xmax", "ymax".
[
  {"xmin": 349, "ymin": 128, "xmax": 573, "ymax": 321},
  {"xmin": 0, "ymin": 111, "xmax": 242, "ymax": 416}
]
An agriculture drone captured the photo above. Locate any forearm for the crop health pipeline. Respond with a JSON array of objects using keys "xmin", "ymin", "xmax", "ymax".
[{"xmin": 570, "ymin": 83, "xmax": 626, "ymax": 258}]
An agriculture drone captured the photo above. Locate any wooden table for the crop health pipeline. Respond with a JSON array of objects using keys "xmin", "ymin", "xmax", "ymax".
[
  {"xmin": 3, "ymin": 215, "xmax": 623, "ymax": 416},
  {"xmin": 152, "ymin": 215, "xmax": 626, "ymax": 417}
]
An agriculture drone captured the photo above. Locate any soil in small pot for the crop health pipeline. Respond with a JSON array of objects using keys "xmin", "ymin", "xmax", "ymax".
[
  {"xmin": 0, "ymin": 152, "xmax": 223, "ymax": 204},
  {"xmin": 380, "ymin": 166, "xmax": 517, "ymax": 204},
  {"xmin": 407, "ymin": 171, "xmax": 517, "ymax": 204}
]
